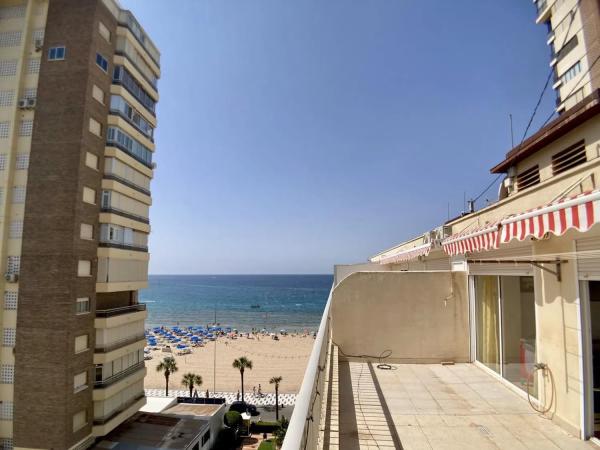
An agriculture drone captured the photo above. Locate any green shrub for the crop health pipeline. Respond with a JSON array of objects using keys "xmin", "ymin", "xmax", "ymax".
[
  {"xmin": 250, "ymin": 421, "xmax": 280, "ymax": 434},
  {"xmin": 258, "ymin": 440, "xmax": 276, "ymax": 450},
  {"xmin": 224, "ymin": 410, "xmax": 242, "ymax": 428}
]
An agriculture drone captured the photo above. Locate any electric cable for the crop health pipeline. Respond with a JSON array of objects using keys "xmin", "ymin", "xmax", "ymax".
[{"xmin": 526, "ymin": 363, "xmax": 555, "ymax": 415}]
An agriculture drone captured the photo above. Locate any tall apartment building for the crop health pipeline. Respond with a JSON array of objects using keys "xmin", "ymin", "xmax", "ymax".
[
  {"xmin": 536, "ymin": 0, "xmax": 600, "ymax": 112},
  {"xmin": 0, "ymin": 1, "xmax": 160, "ymax": 449}
]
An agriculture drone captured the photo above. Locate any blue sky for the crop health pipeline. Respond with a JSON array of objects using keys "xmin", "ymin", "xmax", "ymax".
[{"xmin": 120, "ymin": 1, "xmax": 556, "ymax": 275}]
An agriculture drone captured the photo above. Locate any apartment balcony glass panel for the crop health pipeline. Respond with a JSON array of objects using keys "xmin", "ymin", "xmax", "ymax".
[
  {"xmin": 101, "ymin": 189, "xmax": 150, "ymax": 223},
  {"xmin": 112, "ymin": 65, "xmax": 156, "ymax": 115},
  {"xmin": 110, "ymin": 95, "xmax": 154, "ymax": 140},
  {"xmin": 115, "ymin": 36, "xmax": 158, "ymax": 88},
  {"xmin": 100, "ymin": 223, "xmax": 148, "ymax": 251},
  {"xmin": 106, "ymin": 126, "xmax": 152, "ymax": 168}
]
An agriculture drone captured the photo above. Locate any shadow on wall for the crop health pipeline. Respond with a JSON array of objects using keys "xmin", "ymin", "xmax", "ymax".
[{"xmin": 331, "ymin": 271, "xmax": 469, "ymax": 364}]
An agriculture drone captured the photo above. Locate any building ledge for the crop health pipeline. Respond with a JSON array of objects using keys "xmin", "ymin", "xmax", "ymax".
[{"xmin": 92, "ymin": 395, "xmax": 146, "ymax": 437}]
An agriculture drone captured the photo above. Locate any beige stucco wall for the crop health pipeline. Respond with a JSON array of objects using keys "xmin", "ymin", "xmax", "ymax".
[{"xmin": 331, "ymin": 271, "xmax": 469, "ymax": 363}]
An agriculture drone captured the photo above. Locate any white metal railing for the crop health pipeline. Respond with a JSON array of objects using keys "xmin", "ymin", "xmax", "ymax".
[{"xmin": 282, "ymin": 288, "xmax": 332, "ymax": 450}]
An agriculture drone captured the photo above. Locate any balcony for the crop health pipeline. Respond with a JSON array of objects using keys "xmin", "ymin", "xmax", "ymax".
[
  {"xmin": 283, "ymin": 271, "xmax": 588, "ymax": 450},
  {"xmin": 94, "ymin": 361, "xmax": 145, "ymax": 388},
  {"xmin": 96, "ymin": 303, "xmax": 146, "ymax": 318},
  {"xmin": 118, "ymin": 10, "xmax": 160, "ymax": 66}
]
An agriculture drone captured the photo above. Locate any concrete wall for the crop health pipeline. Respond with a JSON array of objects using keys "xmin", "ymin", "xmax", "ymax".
[
  {"xmin": 331, "ymin": 271, "xmax": 469, "ymax": 364},
  {"xmin": 333, "ymin": 263, "xmax": 389, "ymax": 286}
]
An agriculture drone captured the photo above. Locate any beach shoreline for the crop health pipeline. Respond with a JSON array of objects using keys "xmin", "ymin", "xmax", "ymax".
[{"xmin": 145, "ymin": 332, "xmax": 315, "ymax": 395}]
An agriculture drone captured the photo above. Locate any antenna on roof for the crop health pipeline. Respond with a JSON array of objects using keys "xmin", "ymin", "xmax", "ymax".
[{"xmin": 509, "ymin": 113, "xmax": 514, "ymax": 148}]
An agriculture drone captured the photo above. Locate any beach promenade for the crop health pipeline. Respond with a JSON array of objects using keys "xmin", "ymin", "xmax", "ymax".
[{"xmin": 144, "ymin": 333, "xmax": 314, "ymax": 396}]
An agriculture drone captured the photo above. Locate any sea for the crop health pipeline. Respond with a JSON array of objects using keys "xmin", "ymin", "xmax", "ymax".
[{"xmin": 140, "ymin": 274, "xmax": 332, "ymax": 332}]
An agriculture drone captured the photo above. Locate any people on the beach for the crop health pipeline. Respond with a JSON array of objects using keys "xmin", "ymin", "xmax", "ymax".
[
  {"xmin": 236, "ymin": 390, "xmax": 240, "ymax": 400},
  {"xmin": 258, "ymin": 384, "xmax": 262, "ymax": 397}
]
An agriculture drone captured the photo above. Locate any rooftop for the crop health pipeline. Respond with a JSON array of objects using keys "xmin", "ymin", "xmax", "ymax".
[
  {"xmin": 162, "ymin": 402, "xmax": 224, "ymax": 418},
  {"xmin": 93, "ymin": 412, "xmax": 208, "ymax": 450}
]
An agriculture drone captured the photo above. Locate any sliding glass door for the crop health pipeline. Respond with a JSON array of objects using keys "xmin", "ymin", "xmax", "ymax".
[
  {"xmin": 474, "ymin": 275, "xmax": 537, "ymax": 396},
  {"xmin": 475, "ymin": 276, "xmax": 500, "ymax": 374}
]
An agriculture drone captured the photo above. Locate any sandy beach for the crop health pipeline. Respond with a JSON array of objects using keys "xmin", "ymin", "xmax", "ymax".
[{"xmin": 144, "ymin": 334, "xmax": 315, "ymax": 395}]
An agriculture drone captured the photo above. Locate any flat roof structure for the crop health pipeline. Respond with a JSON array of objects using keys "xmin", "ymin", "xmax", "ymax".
[
  {"xmin": 93, "ymin": 412, "xmax": 209, "ymax": 450},
  {"xmin": 162, "ymin": 403, "xmax": 224, "ymax": 418}
]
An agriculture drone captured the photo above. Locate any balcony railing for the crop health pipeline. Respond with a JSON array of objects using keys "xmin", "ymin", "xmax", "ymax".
[
  {"xmin": 100, "ymin": 206, "xmax": 150, "ymax": 224},
  {"xmin": 118, "ymin": 10, "xmax": 160, "ymax": 66},
  {"xmin": 96, "ymin": 303, "xmax": 146, "ymax": 318},
  {"xmin": 282, "ymin": 289, "xmax": 332, "ymax": 450},
  {"xmin": 95, "ymin": 333, "xmax": 146, "ymax": 353},
  {"xmin": 93, "ymin": 392, "xmax": 145, "ymax": 425},
  {"xmin": 94, "ymin": 361, "xmax": 145, "ymax": 388}
]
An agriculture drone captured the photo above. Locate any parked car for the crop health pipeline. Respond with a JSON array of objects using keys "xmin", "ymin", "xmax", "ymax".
[{"xmin": 229, "ymin": 401, "xmax": 259, "ymax": 416}]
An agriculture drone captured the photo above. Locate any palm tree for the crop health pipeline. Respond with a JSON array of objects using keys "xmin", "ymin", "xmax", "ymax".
[
  {"xmin": 181, "ymin": 372, "xmax": 203, "ymax": 398},
  {"xmin": 270, "ymin": 376, "xmax": 283, "ymax": 420},
  {"xmin": 232, "ymin": 356, "xmax": 253, "ymax": 401},
  {"xmin": 156, "ymin": 356, "xmax": 178, "ymax": 396}
]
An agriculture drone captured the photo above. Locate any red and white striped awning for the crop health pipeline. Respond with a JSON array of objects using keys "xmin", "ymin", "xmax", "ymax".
[
  {"xmin": 374, "ymin": 243, "xmax": 431, "ymax": 265},
  {"xmin": 442, "ymin": 222, "xmax": 501, "ymax": 257},
  {"xmin": 500, "ymin": 189, "xmax": 600, "ymax": 243}
]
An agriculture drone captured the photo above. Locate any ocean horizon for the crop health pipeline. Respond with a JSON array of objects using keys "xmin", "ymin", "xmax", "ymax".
[{"xmin": 140, "ymin": 274, "xmax": 332, "ymax": 332}]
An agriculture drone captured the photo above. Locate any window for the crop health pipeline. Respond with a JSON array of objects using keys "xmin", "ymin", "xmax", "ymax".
[
  {"xmin": 0, "ymin": 365, "xmax": 14, "ymax": 384},
  {"xmin": 85, "ymin": 152, "xmax": 98, "ymax": 170},
  {"xmin": 12, "ymin": 186, "xmax": 26, "ymax": 203},
  {"xmin": 77, "ymin": 260, "xmax": 91, "ymax": 277},
  {"xmin": 0, "ymin": 402, "xmax": 13, "ymax": 420},
  {"xmin": 99, "ymin": 22, "xmax": 111, "ymax": 42},
  {"xmin": 0, "ymin": 5, "xmax": 26, "ymax": 19},
  {"xmin": 201, "ymin": 429, "xmax": 211, "ymax": 446},
  {"xmin": 74, "ymin": 335, "xmax": 89, "ymax": 354},
  {"xmin": 113, "ymin": 65, "xmax": 156, "ymax": 114},
  {"xmin": 4, "ymin": 291, "xmax": 17, "ymax": 310},
  {"xmin": 80, "ymin": 223, "xmax": 94, "ymax": 240},
  {"xmin": 32, "ymin": 29, "xmax": 44, "ymax": 43},
  {"xmin": 0, "ymin": 155, "xmax": 6, "ymax": 170},
  {"xmin": 96, "ymin": 52, "xmax": 108, "ymax": 72},
  {"xmin": 74, "ymin": 371, "xmax": 87, "ymax": 392},
  {"xmin": 9, "ymin": 220, "xmax": 22, "ymax": 239},
  {"xmin": 101, "ymin": 190, "xmax": 111, "ymax": 208},
  {"xmin": 516, "ymin": 165, "xmax": 540, "ymax": 191},
  {"xmin": 106, "ymin": 126, "xmax": 153, "ymax": 167},
  {"xmin": 0, "ymin": 438, "xmax": 12, "ymax": 450},
  {"xmin": 15, "ymin": 154, "xmax": 28, "ymax": 170},
  {"xmin": 0, "ymin": 90, "xmax": 14, "ymax": 107},
  {"xmin": 0, "ymin": 122, "xmax": 10, "ymax": 138},
  {"xmin": 72, "ymin": 410, "xmax": 87, "ymax": 432},
  {"xmin": 109, "ymin": 95, "xmax": 154, "ymax": 139},
  {"xmin": 92, "ymin": 84, "xmax": 105, "ymax": 104},
  {"xmin": 89, "ymin": 117, "xmax": 102, "ymax": 137},
  {"xmin": 48, "ymin": 46, "xmax": 65, "ymax": 61},
  {"xmin": 26, "ymin": 58, "xmax": 40, "ymax": 74},
  {"xmin": 2, "ymin": 329, "xmax": 15, "ymax": 347},
  {"xmin": 82, "ymin": 186, "xmax": 96, "ymax": 204},
  {"xmin": 22, "ymin": 88, "xmax": 36, "ymax": 100},
  {"xmin": 6, "ymin": 256, "xmax": 19, "ymax": 275},
  {"xmin": 0, "ymin": 60, "xmax": 17, "ymax": 77},
  {"xmin": 560, "ymin": 61, "xmax": 581, "ymax": 84},
  {"xmin": 552, "ymin": 140, "xmax": 587, "ymax": 175},
  {"xmin": 76, "ymin": 297, "xmax": 90, "ymax": 315},
  {"xmin": 0, "ymin": 31, "xmax": 21, "ymax": 48},
  {"xmin": 18, "ymin": 120, "xmax": 33, "ymax": 137}
]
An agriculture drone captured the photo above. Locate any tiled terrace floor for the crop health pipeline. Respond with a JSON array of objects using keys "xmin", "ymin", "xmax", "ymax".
[{"xmin": 328, "ymin": 360, "xmax": 595, "ymax": 449}]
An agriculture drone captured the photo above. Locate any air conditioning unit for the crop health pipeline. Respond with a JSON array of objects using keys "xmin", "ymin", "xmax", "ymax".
[
  {"xmin": 34, "ymin": 38, "xmax": 43, "ymax": 51},
  {"xmin": 26, "ymin": 97, "xmax": 36, "ymax": 108},
  {"xmin": 425, "ymin": 226, "xmax": 452, "ymax": 246},
  {"xmin": 151, "ymin": 162, "xmax": 157, "ymax": 169},
  {"xmin": 17, "ymin": 99, "xmax": 28, "ymax": 109},
  {"xmin": 4, "ymin": 273, "xmax": 18, "ymax": 283}
]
